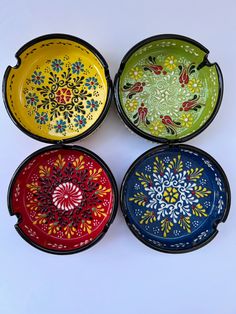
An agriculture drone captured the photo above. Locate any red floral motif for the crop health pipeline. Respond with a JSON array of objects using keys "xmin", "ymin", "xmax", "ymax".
[
  {"xmin": 131, "ymin": 102, "xmax": 151, "ymax": 127},
  {"xmin": 180, "ymin": 95, "xmax": 203, "ymax": 112},
  {"xmin": 122, "ymin": 82, "xmax": 146, "ymax": 99},
  {"xmin": 52, "ymin": 182, "xmax": 83, "ymax": 210},
  {"xmin": 160, "ymin": 115, "xmax": 181, "ymax": 135},
  {"xmin": 179, "ymin": 63, "xmax": 196, "ymax": 87},
  {"xmin": 55, "ymin": 88, "xmax": 72, "ymax": 104}
]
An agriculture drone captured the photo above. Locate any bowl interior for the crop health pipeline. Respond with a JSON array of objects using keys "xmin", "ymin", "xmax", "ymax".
[
  {"xmin": 121, "ymin": 145, "xmax": 229, "ymax": 252},
  {"xmin": 5, "ymin": 37, "xmax": 108, "ymax": 142},
  {"xmin": 118, "ymin": 38, "xmax": 221, "ymax": 141},
  {"xmin": 9, "ymin": 147, "xmax": 115, "ymax": 253}
]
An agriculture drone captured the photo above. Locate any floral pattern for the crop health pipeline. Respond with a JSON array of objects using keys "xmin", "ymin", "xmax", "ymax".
[
  {"xmin": 72, "ymin": 61, "xmax": 84, "ymax": 74},
  {"xmin": 23, "ymin": 54, "xmax": 105, "ymax": 137},
  {"xmin": 26, "ymin": 92, "xmax": 39, "ymax": 105},
  {"xmin": 52, "ymin": 182, "xmax": 83, "ymax": 210},
  {"xmin": 35, "ymin": 112, "xmax": 48, "ymax": 124},
  {"xmin": 31, "ymin": 71, "xmax": 45, "ymax": 85},
  {"xmin": 85, "ymin": 77, "xmax": 98, "ymax": 90},
  {"xmin": 54, "ymin": 120, "xmax": 66, "ymax": 133},
  {"xmin": 51, "ymin": 59, "xmax": 64, "ymax": 72},
  {"xmin": 119, "ymin": 41, "xmax": 220, "ymax": 140},
  {"xmin": 128, "ymin": 153, "xmax": 212, "ymax": 238},
  {"xmin": 12, "ymin": 149, "xmax": 113, "ymax": 245},
  {"xmin": 86, "ymin": 99, "xmax": 99, "ymax": 112},
  {"xmin": 74, "ymin": 115, "xmax": 87, "ymax": 128}
]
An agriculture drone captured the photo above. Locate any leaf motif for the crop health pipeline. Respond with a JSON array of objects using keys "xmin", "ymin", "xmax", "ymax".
[
  {"xmin": 72, "ymin": 156, "xmax": 85, "ymax": 170},
  {"xmin": 135, "ymin": 172, "xmax": 152, "ymax": 188},
  {"xmin": 39, "ymin": 165, "xmax": 51, "ymax": 177},
  {"xmin": 54, "ymin": 154, "xmax": 66, "ymax": 169},
  {"xmin": 178, "ymin": 216, "xmax": 191, "ymax": 233},
  {"xmin": 140, "ymin": 210, "xmax": 156, "ymax": 224},
  {"xmin": 26, "ymin": 182, "xmax": 40, "ymax": 193},
  {"xmin": 80, "ymin": 220, "xmax": 92, "ymax": 234},
  {"xmin": 92, "ymin": 205, "xmax": 107, "ymax": 218},
  {"xmin": 153, "ymin": 157, "xmax": 165, "ymax": 174},
  {"xmin": 161, "ymin": 218, "xmax": 173, "ymax": 237},
  {"xmin": 95, "ymin": 185, "xmax": 111, "ymax": 197},
  {"xmin": 193, "ymin": 186, "xmax": 211, "ymax": 198},
  {"xmin": 129, "ymin": 192, "xmax": 147, "ymax": 206},
  {"xmin": 187, "ymin": 168, "xmax": 203, "ymax": 181},
  {"xmin": 192, "ymin": 204, "xmax": 208, "ymax": 217},
  {"xmin": 168, "ymin": 155, "xmax": 183, "ymax": 173},
  {"xmin": 89, "ymin": 168, "xmax": 102, "ymax": 180}
]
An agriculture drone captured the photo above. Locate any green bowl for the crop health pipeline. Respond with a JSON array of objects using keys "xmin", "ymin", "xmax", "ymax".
[{"xmin": 114, "ymin": 34, "xmax": 223, "ymax": 143}]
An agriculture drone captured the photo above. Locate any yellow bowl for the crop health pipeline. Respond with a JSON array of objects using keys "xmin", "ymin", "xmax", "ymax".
[{"xmin": 3, "ymin": 34, "xmax": 112, "ymax": 143}]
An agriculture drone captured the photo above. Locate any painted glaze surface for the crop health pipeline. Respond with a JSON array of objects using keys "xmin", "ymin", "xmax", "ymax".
[
  {"xmin": 9, "ymin": 146, "xmax": 117, "ymax": 253},
  {"xmin": 122, "ymin": 145, "xmax": 230, "ymax": 252}
]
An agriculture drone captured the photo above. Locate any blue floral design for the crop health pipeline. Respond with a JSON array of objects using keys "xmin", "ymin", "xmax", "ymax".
[
  {"xmin": 72, "ymin": 61, "xmax": 84, "ymax": 74},
  {"xmin": 31, "ymin": 71, "xmax": 45, "ymax": 85},
  {"xmin": 54, "ymin": 120, "xmax": 66, "ymax": 133},
  {"xmin": 86, "ymin": 99, "xmax": 99, "ymax": 112},
  {"xmin": 85, "ymin": 77, "xmax": 98, "ymax": 90},
  {"xmin": 74, "ymin": 115, "xmax": 87, "ymax": 129},
  {"xmin": 51, "ymin": 59, "xmax": 64, "ymax": 72},
  {"xmin": 26, "ymin": 92, "xmax": 39, "ymax": 105},
  {"xmin": 35, "ymin": 112, "xmax": 48, "ymax": 124}
]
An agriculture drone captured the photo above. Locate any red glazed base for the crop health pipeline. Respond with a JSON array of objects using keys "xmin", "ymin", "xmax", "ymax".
[{"xmin": 8, "ymin": 145, "xmax": 118, "ymax": 254}]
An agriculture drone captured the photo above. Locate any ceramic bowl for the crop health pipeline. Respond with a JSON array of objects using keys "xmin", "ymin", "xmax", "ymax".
[
  {"xmin": 121, "ymin": 144, "xmax": 230, "ymax": 253},
  {"xmin": 3, "ymin": 34, "xmax": 112, "ymax": 143},
  {"xmin": 8, "ymin": 145, "xmax": 118, "ymax": 254},
  {"xmin": 115, "ymin": 34, "xmax": 223, "ymax": 143}
]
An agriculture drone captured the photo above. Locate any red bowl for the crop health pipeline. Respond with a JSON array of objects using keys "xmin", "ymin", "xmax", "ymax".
[{"xmin": 8, "ymin": 145, "xmax": 118, "ymax": 254}]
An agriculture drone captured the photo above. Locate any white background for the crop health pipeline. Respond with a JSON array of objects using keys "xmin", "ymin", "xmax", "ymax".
[{"xmin": 0, "ymin": 0, "xmax": 235, "ymax": 313}]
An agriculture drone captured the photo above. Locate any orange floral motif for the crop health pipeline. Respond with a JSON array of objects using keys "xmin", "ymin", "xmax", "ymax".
[
  {"xmin": 89, "ymin": 168, "xmax": 102, "ymax": 180},
  {"xmin": 48, "ymin": 222, "xmax": 60, "ymax": 235},
  {"xmin": 26, "ymin": 182, "xmax": 40, "ymax": 193},
  {"xmin": 33, "ymin": 213, "xmax": 47, "ymax": 225},
  {"xmin": 64, "ymin": 224, "xmax": 77, "ymax": 239},
  {"xmin": 95, "ymin": 185, "xmax": 111, "ymax": 197},
  {"xmin": 72, "ymin": 156, "xmax": 85, "ymax": 170},
  {"xmin": 92, "ymin": 205, "xmax": 107, "ymax": 218},
  {"xmin": 80, "ymin": 220, "xmax": 92, "ymax": 234},
  {"xmin": 54, "ymin": 154, "xmax": 66, "ymax": 169},
  {"xmin": 27, "ymin": 198, "xmax": 40, "ymax": 211},
  {"xmin": 39, "ymin": 165, "xmax": 51, "ymax": 177}
]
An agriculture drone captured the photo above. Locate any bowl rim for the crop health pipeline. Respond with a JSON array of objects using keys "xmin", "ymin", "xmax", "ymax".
[
  {"xmin": 114, "ymin": 33, "xmax": 224, "ymax": 144},
  {"xmin": 8, "ymin": 144, "xmax": 118, "ymax": 255},
  {"xmin": 120, "ymin": 143, "xmax": 231, "ymax": 253},
  {"xmin": 2, "ymin": 33, "xmax": 112, "ymax": 144}
]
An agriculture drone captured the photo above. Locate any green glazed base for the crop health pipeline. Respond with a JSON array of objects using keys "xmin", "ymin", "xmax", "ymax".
[{"xmin": 115, "ymin": 35, "xmax": 223, "ymax": 142}]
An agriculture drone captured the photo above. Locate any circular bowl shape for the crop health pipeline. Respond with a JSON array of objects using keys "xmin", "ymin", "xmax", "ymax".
[
  {"xmin": 121, "ymin": 144, "xmax": 230, "ymax": 253},
  {"xmin": 3, "ymin": 34, "xmax": 112, "ymax": 143},
  {"xmin": 115, "ymin": 34, "xmax": 223, "ymax": 143},
  {"xmin": 8, "ymin": 145, "xmax": 118, "ymax": 254}
]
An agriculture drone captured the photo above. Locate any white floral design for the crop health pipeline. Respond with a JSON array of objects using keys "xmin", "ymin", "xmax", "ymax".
[
  {"xmin": 145, "ymin": 168, "xmax": 197, "ymax": 223},
  {"xmin": 52, "ymin": 182, "xmax": 83, "ymax": 210},
  {"xmin": 129, "ymin": 155, "xmax": 212, "ymax": 237}
]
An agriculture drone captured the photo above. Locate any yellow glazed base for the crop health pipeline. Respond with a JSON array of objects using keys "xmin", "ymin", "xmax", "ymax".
[{"xmin": 4, "ymin": 35, "xmax": 110, "ymax": 142}]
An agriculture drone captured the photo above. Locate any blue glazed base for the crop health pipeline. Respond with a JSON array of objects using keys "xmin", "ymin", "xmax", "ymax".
[{"xmin": 121, "ymin": 144, "xmax": 230, "ymax": 253}]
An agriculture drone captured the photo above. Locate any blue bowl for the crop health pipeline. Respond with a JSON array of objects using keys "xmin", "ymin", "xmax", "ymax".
[{"xmin": 121, "ymin": 144, "xmax": 231, "ymax": 253}]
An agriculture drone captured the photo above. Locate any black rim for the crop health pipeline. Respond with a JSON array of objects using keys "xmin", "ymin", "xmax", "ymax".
[
  {"xmin": 114, "ymin": 34, "xmax": 224, "ymax": 144},
  {"xmin": 120, "ymin": 143, "xmax": 231, "ymax": 253},
  {"xmin": 8, "ymin": 144, "xmax": 118, "ymax": 255},
  {"xmin": 2, "ymin": 33, "xmax": 112, "ymax": 144}
]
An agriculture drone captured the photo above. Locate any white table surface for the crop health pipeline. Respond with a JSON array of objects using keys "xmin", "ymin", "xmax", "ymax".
[{"xmin": 0, "ymin": 0, "xmax": 235, "ymax": 313}]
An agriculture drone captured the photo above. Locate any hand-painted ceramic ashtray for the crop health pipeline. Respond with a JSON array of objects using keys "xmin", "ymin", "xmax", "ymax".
[
  {"xmin": 115, "ymin": 34, "xmax": 223, "ymax": 143},
  {"xmin": 3, "ymin": 34, "xmax": 112, "ymax": 143},
  {"xmin": 8, "ymin": 145, "xmax": 118, "ymax": 254},
  {"xmin": 121, "ymin": 144, "xmax": 230, "ymax": 253}
]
